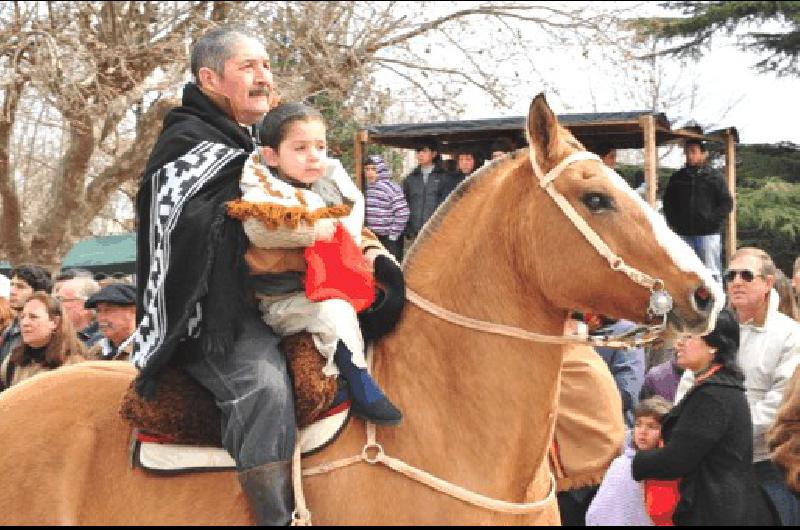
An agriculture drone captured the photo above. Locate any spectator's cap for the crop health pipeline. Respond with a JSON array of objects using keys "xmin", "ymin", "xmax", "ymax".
[
  {"xmin": 93, "ymin": 272, "xmax": 109, "ymax": 281},
  {"xmin": 85, "ymin": 283, "xmax": 136, "ymax": 309},
  {"xmin": 0, "ymin": 274, "xmax": 9, "ymax": 299},
  {"xmin": 363, "ymin": 154, "xmax": 391, "ymax": 180}
]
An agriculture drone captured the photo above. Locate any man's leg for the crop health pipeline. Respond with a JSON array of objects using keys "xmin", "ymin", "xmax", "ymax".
[
  {"xmin": 700, "ymin": 233, "xmax": 723, "ymax": 283},
  {"xmin": 183, "ymin": 309, "xmax": 296, "ymax": 525}
]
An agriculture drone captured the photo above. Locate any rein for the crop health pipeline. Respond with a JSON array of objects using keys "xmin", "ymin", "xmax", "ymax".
[{"xmin": 289, "ymin": 147, "xmax": 673, "ymax": 525}]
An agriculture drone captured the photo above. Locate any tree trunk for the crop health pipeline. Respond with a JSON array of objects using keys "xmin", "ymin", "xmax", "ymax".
[{"xmin": 0, "ymin": 80, "xmax": 26, "ymax": 264}]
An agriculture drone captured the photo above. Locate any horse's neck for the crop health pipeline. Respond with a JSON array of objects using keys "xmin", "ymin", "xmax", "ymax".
[{"xmin": 375, "ymin": 159, "xmax": 565, "ymax": 499}]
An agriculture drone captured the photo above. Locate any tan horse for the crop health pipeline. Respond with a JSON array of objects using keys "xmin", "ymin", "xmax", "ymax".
[{"xmin": 0, "ymin": 95, "xmax": 722, "ymax": 525}]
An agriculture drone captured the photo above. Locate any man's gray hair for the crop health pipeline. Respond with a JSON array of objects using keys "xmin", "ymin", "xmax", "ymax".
[
  {"xmin": 62, "ymin": 276, "xmax": 101, "ymax": 300},
  {"xmin": 191, "ymin": 26, "xmax": 260, "ymax": 81}
]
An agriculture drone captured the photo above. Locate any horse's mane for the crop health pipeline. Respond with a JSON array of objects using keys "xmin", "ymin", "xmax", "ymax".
[{"xmin": 403, "ymin": 149, "xmax": 526, "ymax": 268}]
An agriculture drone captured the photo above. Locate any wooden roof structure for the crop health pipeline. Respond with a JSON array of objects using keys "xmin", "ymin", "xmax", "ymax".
[{"xmin": 355, "ymin": 110, "xmax": 740, "ymax": 262}]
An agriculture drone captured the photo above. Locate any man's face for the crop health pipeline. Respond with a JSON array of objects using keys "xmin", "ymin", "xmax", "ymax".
[
  {"xmin": 725, "ymin": 255, "xmax": 773, "ymax": 314},
  {"xmin": 793, "ymin": 267, "xmax": 800, "ymax": 293},
  {"xmin": 457, "ymin": 154, "xmax": 475, "ymax": 175},
  {"xmin": 202, "ymin": 37, "xmax": 273, "ymax": 125},
  {"xmin": 684, "ymin": 144, "xmax": 707, "ymax": 167},
  {"xmin": 9, "ymin": 275, "xmax": 34, "ymax": 311},
  {"xmin": 96, "ymin": 302, "xmax": 137, "ymax": 345},
  {"xmin": 56, "ymin": 283, "xmax": 93, "ymax": 330},
  {"xmin": 416, "ymin": 148, "xmax": 435, "ymax": 166},
  {"xmin": 601, "ymin": 149, "xmax": 617, "ymax": 169}
]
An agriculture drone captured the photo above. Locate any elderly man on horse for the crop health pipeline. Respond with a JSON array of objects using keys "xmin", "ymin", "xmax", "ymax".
[{"xmin": 133, "ymin": 26, "xmax": 297, "ymax": 525}]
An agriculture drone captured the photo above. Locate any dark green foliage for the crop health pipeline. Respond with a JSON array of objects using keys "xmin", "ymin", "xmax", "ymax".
[
  {"xmin": 639, "ymin": 1, "xmax": 800, "ymax": 76},
  {"xmin": 737, "ymin": 178, "xmax": 800, "ymax": 274}
]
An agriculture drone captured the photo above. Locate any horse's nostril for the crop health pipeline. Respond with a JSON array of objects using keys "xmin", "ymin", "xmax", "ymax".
[{"xmin": 693, "ymin": 286, "xmax": 713, "ymax": 313}]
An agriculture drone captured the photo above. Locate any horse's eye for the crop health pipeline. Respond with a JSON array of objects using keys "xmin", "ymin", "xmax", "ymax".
[{"xmin": 581, "ymin": 192, "xmax": 615, "ymax": 213}]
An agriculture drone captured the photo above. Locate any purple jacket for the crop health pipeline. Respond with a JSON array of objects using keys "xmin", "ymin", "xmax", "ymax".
[
  {"xmin": 586, "ymin": 445, "xmax": 653, "ymax": 526},
  {"xmin": 641, "ymin": 359, "xmax": 683, "ymax": 404},
  {"xmin": 365, "ymin": 176, "xmax": 410, "ymax": 239}
]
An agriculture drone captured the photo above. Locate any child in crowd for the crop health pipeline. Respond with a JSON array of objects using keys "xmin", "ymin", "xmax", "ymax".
[
  {"xmin": 226, "ymin": 102, "xmax": 401, "ymax": 425},
  {"xmin": 364, "ymin": 154, "xmax": 409, "ymax": 262},
  {"xmin": 586, "ymin": 397, "xmax": 673, "ymax": 526}
]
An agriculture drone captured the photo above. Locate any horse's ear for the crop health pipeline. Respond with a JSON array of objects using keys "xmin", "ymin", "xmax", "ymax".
[{"xmin": 526, "ymin": 93, "xmax": 559, "ymax": 172}]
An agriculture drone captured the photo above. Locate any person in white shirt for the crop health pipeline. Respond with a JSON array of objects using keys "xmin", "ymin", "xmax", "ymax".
[{"xmin": 674, "ymin": 247, "xmax": 800, "ymax": 524}]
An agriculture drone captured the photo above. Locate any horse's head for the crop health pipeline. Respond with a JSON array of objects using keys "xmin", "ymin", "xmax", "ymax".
[{"xmin": 518, "ymin": 94, "xmax": 723, "ymax": 334}]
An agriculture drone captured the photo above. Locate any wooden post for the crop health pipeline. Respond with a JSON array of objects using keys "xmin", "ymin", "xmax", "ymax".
[
  {"xmin": 724, "ymin": 130, "xmax": 737, "ymax": 264},
  {"xmin": 639, "ymin": 115, "xmax": 657, "ymax": 207},
  {"xmin": 354, "ymin": 129, "xmax": 369, "ymax": 190}
]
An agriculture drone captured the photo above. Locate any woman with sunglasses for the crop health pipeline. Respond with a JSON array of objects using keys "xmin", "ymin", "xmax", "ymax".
[{"xmin": 631, "ymin": 308, "xmax": 777, "ymax": 525}]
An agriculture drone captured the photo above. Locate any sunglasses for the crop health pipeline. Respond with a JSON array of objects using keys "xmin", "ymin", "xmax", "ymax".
[{"xmin": 723, "ymin": 269, "xmax": 762, "ymax": 283}]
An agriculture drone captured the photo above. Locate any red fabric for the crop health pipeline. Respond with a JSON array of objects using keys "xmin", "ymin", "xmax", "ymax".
[
  {"xmin": 305, "ymin": 223, "xmax": 375, "ymax": 312},
  {"xmin": 645, "ymin": 479, "xmax": 680, "ymax": 526}
]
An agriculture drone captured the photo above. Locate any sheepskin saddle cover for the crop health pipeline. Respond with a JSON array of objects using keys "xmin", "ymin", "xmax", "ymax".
[{"xmin": 120, "ymin": 332, "xmax": 339, "ymax": 447}]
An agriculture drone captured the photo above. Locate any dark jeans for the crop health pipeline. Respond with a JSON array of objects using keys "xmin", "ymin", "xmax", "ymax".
[
  {"xmin": 377, "ymin": 234, "xmax": 403, "ymax": 263},
  {"xmin": 182, "ymin": 309, "xmax": 296, "ymax": 470},
  {"xmin": 755, "ymin": 459, "xmax": 800, "ymax": 526},
  {"xmin": 557, "ymin": 485, "xmax": 599, "ymax": 526}
]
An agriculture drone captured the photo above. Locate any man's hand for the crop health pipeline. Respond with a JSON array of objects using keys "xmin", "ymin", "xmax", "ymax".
[{"xmin": 358, "ymin": 255, "xmax": 405, "ymax": 341}]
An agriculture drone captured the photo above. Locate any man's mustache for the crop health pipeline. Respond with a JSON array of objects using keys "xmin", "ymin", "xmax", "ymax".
[{"xmin": 249, "ymin": 87, "xmax": 270, "ymax": 97}]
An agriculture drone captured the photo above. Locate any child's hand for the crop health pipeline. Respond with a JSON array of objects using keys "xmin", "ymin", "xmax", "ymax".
[{"xmin": 313, "ymin": 219, "xmax": 336, "ymax": 241}]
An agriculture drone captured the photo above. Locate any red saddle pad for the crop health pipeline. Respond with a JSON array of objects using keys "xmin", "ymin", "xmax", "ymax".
[{"xmin": 304, "ymin": 223, "xmax": 375, "ymax": 312}]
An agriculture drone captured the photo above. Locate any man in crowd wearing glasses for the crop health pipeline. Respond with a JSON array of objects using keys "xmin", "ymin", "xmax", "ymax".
[{"xmin": 675, "ymin": 247, "xmax": 800, "ymax": 524}]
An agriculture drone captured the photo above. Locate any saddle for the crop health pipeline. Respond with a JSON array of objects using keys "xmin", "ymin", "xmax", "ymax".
[{"xmin": 120, "ymin": 332, "xmax": 347, "ymax": 472}]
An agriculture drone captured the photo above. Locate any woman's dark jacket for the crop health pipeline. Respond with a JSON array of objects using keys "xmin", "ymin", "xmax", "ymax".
[
  {"xmin": 632, "ymin": 367, "xmax": 775, "ymax": 526},
  {"xmin": 662, "ymin": 164, "xmax": 733, "ymax": 236}
]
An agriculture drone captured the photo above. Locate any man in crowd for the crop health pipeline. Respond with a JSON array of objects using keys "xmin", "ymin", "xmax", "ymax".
[
  {"xmin": 55, "ymin": 276, "xmax": 103, "ymax": 347},
  {"xmin": 489, "ymin": 137, "xmax": 516, "ymax": 160},
  {"xmin": 662, "ymin": 139, "xmax": 732, "ymax": 282},
  {"xmin": 402, "ymin": 139, "xmax": 449, "ymax": 242},
  {"xmin": 586, "ymin": 313, "xmax": 646, "ymax": 427},
  {"xmin": 0, "ymin": 264, "xmax": 52, "ymax": 363},
  {"xmin": 85, "ymin": 283, "xmax": 137, "ymax": 360},
  {"xmin": 133, "ymin": 26, "xmax": 296, "ymax": 524},
  {"xmin": 675, "ymin": 247, "xmax": 800, "ymax": 523}
]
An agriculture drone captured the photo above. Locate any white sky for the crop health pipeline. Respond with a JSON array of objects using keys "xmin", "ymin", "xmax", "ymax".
[{"xmin": 377, "ymin": 2, "xmax": 800, "ymax": 146}]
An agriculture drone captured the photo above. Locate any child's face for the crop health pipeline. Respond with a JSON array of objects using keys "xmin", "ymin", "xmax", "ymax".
[
  {"xmin": 262, "ymin": 119, "xmax": 327, "ymax": 184},
  {"xmin": 633, "ymin": 415, "xmax": 662, "ymax": 451},
  {"xmin": 364, "ymin": 164, "xmax": 378, "ymax": 183}
]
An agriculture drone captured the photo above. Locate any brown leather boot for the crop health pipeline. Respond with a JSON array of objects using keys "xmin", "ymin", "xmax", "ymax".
[
  {"xmin": 237, "ymin": 460, "xmax": 294, "ymax": 525},
  {"xmin": 280, "ymin": 333, "xmax": 338, "ymax": 428}
]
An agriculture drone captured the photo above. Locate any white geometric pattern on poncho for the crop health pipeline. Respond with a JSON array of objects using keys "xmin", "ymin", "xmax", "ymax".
[{"xmin": 133, "ymin": 141, "xmax": 244, "ymax": 369}]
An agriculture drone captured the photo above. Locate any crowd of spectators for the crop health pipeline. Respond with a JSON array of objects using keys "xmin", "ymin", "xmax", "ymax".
[{"xmin": 0, "ymin": 265, "xmax": 137, "ymax": 391}]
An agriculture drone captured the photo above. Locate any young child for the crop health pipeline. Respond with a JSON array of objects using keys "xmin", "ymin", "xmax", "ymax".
[
  {"xmin": 227, "ymin": 102, "xmax": 402, "ymax": 425},
  {"xmin": 364, "ymin": 154, "xmax": 409, "ymax": 262},
  {"xmin": 586, "ymin": 397, "xmax": 673, "ymax": 526}
]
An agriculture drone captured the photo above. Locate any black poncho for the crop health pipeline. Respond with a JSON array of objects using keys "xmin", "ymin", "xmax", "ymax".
[{"xmin": 132, "ymin": 83, "xmax": 253, "ymax": 398}]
